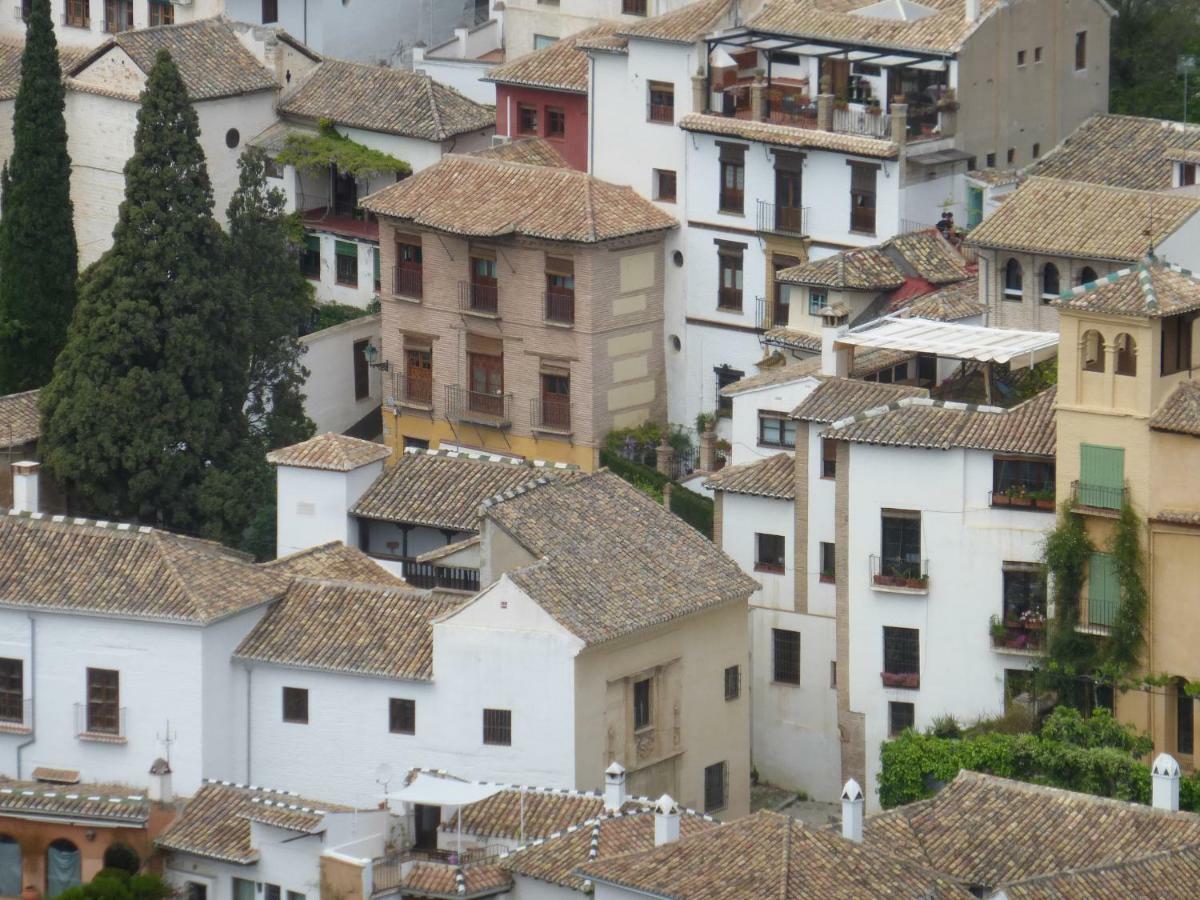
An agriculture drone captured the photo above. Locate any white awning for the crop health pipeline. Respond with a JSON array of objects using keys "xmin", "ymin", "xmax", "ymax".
[
  {"xmin": 835, "ymin": 317, "xmax": 1059, "ymax": 365},
  {"xmin": 385, "ymin": 773, "xmax": 504, "ymax": 807}
]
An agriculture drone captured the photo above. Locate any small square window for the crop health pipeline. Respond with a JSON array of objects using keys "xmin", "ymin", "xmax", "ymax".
[
  {"xmin": 654, "ymin": 168, "xmax": 677, "ymax": 203},
  {"xmin": 889, "ymin": 701, "xmax": 915, "ymax": 737},
  {"xmin": 1007, "ymin": 148, "xmax": 1016, "ymax": 165},
  {"xmin": 282, "ymin": 687, "xmax": 308, "ymax": 724},
  {"xmin": 1017, "ymin": 49, "xmax": 1026, "ymax": 67},
  {"xmin": 633, "ymin": 678, "xmax": 652, "ymax": 730},
  {"xmin": 830, "ymin": 660, "xmax": 837, "ymax": 689},
  {"xmin": 1032, "ymin": 142, "xmax": 1041, "ymax": 159},
  {"xmin": 517, "ymin": 104, "xmax": 538, "ymax": 135},
  {"xmin": 759, "ymin": 412, "xmax": 796, "ymax": 447},
  {"xmin": 623, "ymin": 0, "xmax": 647, "ymax": 15},
  {"xmin": 821, "ymin": 438, "xmax": 837, "ymax": 479},
  {"xmin": 483, "ymin": 708, "xmax": 512, "ymax": 745},
  {"xmin": 1075, "ymin": 31, "xmax": 1087, "ymax": 71},
  {"xmin": 264, "ymin": 886, "xmax": 281, "ymax": 900},
  {"xmin": 648, "ymin": 81, "xmax": 674, "ymax": 123},
  {"xmin": 1034, "ymin": 46, "xmax": 1043, "ymax": 63},
  {"xmin": 809, "ymin": 288, "xmax": 828, "ymax": 316},
  {"xmin": 820, "ymin": 542, "xmax": 835, "ymax": 583},
  {"xmin": 724, "ymin": 665, "xmax": 740, "ymax": 701},
  {"xmin": 986, "ymin": 152, "xmax": 996, "ymax": 168},
  {"xmin": 389, "ymin": 698, "xmax": 415, "ymax": 735},
  {"xmin": 704, "ymin": 761, "xmax": 727, "ymax": 813},
  {"xmin": 546, "ymin": 107, "xmax": 566, "ymax": 139},
  {"xmin": 755, "ymin": 533, "xmax": 785, "ymax": 574},
  {"xmin": 773, "ymin": 628, "xmax": 801, "ymax": 684}
]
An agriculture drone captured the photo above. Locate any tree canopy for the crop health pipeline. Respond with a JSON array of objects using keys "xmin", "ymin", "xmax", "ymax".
[{"xmin": 1110, "ymin": 0, "xmax": 1200, "ymax": 120}]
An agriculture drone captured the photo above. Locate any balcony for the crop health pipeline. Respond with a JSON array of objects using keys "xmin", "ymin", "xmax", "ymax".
[
  {"xmin": 446, "ymin": 384, "xmax": 512, "ymax": 428},
  {"xmin": 393, "ymin": 264, "xmax": 423, "ymax": 299},
  {"xmin": 373, "ymin": 846, "xmax": 506, "ymax": 895},
  {"xmin": 1071, "ymin": 480, "xmax": 1125, "ymax": 515},
  {"xmin": 989, "ymin": 614, "xmax": 1046, "ymax": 655},
  {"xmin": 0, "ymin": 698, "xmax": 32, "ymax": 735},
  {"xmin": 387, "ymin": 373, "xmax": 433, "ymax": 410},
  {"xmin": 458, "ymin": 280, "xmax": 499, "ymax": 316},
  {"xmin": 401, "ymin": 560, "xmax": 480, "ymax": 593},
  {"xmin": 756, "ymin": 200, "xmax": 809, "ymax": 238},
  {"xmin": 545, "ymin": 288, "xmax": 575, "ymax": 325},
  {"xmin": 870, "ymin": 556, "xmax": 929, "ymax": 594},
  {"xmin": 989, "ymin": 488, "xmax": 1055, "ymax": 511},
  {"xmin": 74, "ymin": 703, "xmax": 126, "ymax": 743},
  {"xmin": 531, "ymin": 395, "xmax": 571, "ymax": 434}
]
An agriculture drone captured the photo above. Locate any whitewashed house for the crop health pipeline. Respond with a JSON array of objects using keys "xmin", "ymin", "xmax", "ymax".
[{"xmin": 297, "ymin": 313, "xmax": 383, "ymax": 436}]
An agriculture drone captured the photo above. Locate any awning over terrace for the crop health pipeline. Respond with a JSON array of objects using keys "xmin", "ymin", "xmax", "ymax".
[{"xmin": 834, "ymin": 316, "xmax": 1059, "ymax": 366}]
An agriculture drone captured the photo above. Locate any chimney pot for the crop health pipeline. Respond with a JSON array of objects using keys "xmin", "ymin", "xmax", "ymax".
[
  {"xmin": 653, "ymin": 794, "xmax": 680, "ymax": 846},
  {"xmin": 841, "ymin": 778, "xmax": 864, "ymax": 843},
  {"xmin": 148, "ymin": 757, "xmax": 173, "ymax": 804},
  {"xmin": 1152, "ymin": 753, "xmax": 1181, "ymax": 812},
  {"xmin": 11, "ymin": 461, "xmax": 39, "ymax": 515},
  {"xmin": 604, "ymin": 761, "xmax": 627, "ymax": 812},
  {"xmin": 965, "ymin": 0, "xmax": 979, "ymax": 23}
]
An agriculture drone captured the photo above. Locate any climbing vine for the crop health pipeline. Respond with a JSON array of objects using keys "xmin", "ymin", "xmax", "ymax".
[
  {"xmin": 276, "ymin": 118, "xmax": 412, "ymax": 178},
  {"xmin": 1107, "ymin": 502, "xmax": 1148, "ymax": 671}
]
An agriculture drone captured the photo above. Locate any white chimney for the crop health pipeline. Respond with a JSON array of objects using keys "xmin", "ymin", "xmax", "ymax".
[
  {"xmin": 148, "ymin": 758, "xmax": 173, "ymax": 804},
  {"xmin": 12, "ymin": 461, "xmax": 39, "ymax": 514},
  {"xmin": 1152, "ymin": 753, "xmax": 1181, "ymax": 812},
  {"xmin": 604, "ymin": 761, "xmax": 627, "ymax": 812},
  {"xmin": 965, "ymin": 0, "xmax": 979, "ymax": 23},
  {"xmin": 841, "ymin": 779, "xmax": 864, "ymax": 843},
  {"xmin": 820, "ymin": 313, "xmax": 850, "ymax": 377},
  {"xmin": 653, "ymin": 794, "xmax": 680, "ymax": 846}
]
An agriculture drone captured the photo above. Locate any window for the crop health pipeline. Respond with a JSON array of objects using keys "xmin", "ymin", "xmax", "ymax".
[
  {"xmin": 889, "ymin": 701, "xmax": 915, "ymax": 737},
  {"xmin": 1178, "ymin": 680, "xmax": 1194, "ymax": 756},
  {"xmin": 717, "ymin": 246, "xmax": 744, "ymax": 311},
  {"xmin": 389, "ymin": 698, "xmax": 415, "ymax": 735},
  {"xmin": 703, "ymin": 762, "xmax": 727, "ymax": 812},
  {"xmin": 544, "ymin": 256, "xmax": 575, "ymax": 324},
  {"xmin": 1087, "ymin": 552, "xmax": 1119, "ymax": 627},
  {"xmin": 1007, "ymin": 148, "xmax": 1016, "ymax": 165},
  {"xmin": 262, "ymin": 0, "xmax": 279, "ymax": 23},
  {"xmin": 233, "ymin": 878, "xmax": 255, "ymax": 900},
  {"xmin": 715, "ymin": 365, "xmax": 743, "ymax": 415},
  {"xmin": 104, "ymin": 0, "xmax": 133, "ymax": 32},
  {"xmin": 263, "ymin": 886, "xmax": 280, "ymax": 900},
  {"xmin": 755, "ymin": 533, "xmax": 785, "ymax": 574},
  {"xmin": 1017, "ymin": 49, "xmax": 1026, "ymax": 67},
  {"xmin": 992, "ymin": 456, "xmax": 1055, "ymax": 502},
  {"xmin": 883, "ymin": 626, "xmax": 920, "ymax": 689},
  {"xmin": 830, "ymin": 661, "xmax": 837, "ymax": 688},
  {"xmin": 65, "ymin": 0, "xmax": 89, "ymax": 27},
  {"xmin": 1079, "ymin": 444, "xmax": 1124, "ymax": 510},
  {"xmin": 0, "ymin": 659, "xmax": 20, "ymax": 723},
  {"xmin": 533, "ymin": 33, "xmax": 557, "ymax": 49},
  {"xmin": 300, "ymin": 236, "xmax": 321, "ymax": 279},
  {"xmin": 1041, "ymin": 263, "xmax": 1060, "ymax": 301},
  {"xmin": 1182, "ymin": 163, "xmax": 1197, "ymax": 187},
  {"xmin": 772, "ymin": 628, "xmax": 801, "ymax": 684},
  {"xmin": 483, "ymin": 708, "xmax": 512, "ymax": 745},
  {"xmin": 758, "ymin": 412, "xmax": 795, "ymax": 447},
  {"xmin": 282, "ymin": 687, "xmax": 309, "ymax": 724},
  {"xmin": 821, "ymin": 438, "xmax": 836, "ymax": 478},
  {"xmin": 622, "ymin": 0, "xmax": 647, "ymax": 14},
  {"xmin": 820, "ymin": 542, "xmax": 835, "ymax": 583},
  {"xmin": 1115, "ymin": 333, "xmax": 1137, "ymax": 376},
  {"xmin": 86, "ymin": 668, "xmax": 119, "ymax": 735},
  {"xmin": 633, "ymin": 678, "xmax": 651, "ymax": 730},
  {"xmin": 546, "ymin": 106, "xmax": 565, "ymax": 138},
  {"xmin": 1034, "ymin": 46, "xmax": 1043, "ymax": 63},
  {"xmin": 1162, "ymin": 312, "xmax": 1196, "ymax": 375},
  {"xmin": 809, "ymin": 288, "xmax": 828, "ymax": 316},
  {"xmin": 849, "ymin": 162, "xmax": 877, "ymax": 234},
  {"xmin": 1077, "ymin": 266, "xmax": 1098, "ymax": 286},
  {"xmin": 654, "ymin": 169, "xmax": 677, "ymax": 202},
  {"xmin": 1075, "ymin": 31, "xmax": 1087, "ymax": 71},
  {"xmin": 335, "ymin": 241, "xmax": 359, "ymax": 287},
  {"xmin": 986, "ymin": 152, "xmax": 996, "ymax": 168},
  {"xmin": 47, "ymin": 839, "xmax": 80, "ymax": 898},
  {"xmin": 404, "ymin": 436, "xmax": 430, "ymax": 451},
  {"xmin": 517, "ymin": 104, "xmax": 538, "ymax": 135},
  {"xmin": 395, "ymin": 239, "xmax": 423, "ymax": 298},
  {"xmin": 287, "ymin": 893, "xmax": 305, "ymax": 900},
  {"xmin": 1003, "ymin": 258, "xmax": 1023, "ymax": 299},
  {"xmin": 648, "ymin": 81, "xmax": 674, "ymax": 123},
  {"xmin": 724, "ymin": 665, "xmax": 740, "ymax": 701},
  {"xmin": 1032, "ymin": 142, "xmax": 1041, "ymax": 159},
  {"xmin": 149, "ymin": 0, "xmax": 174, "ymax": 26},
  {"xmin": 1002, "ymin": 563, "xmax": 1046, "ymax": 624},
  {"xmin": 880, "ymin": 510, "xmax": 921, "ymax": 579},
  {"xmin": 719, "ymin": 146, "xmax": 746, "ymax": 214},
  {"xmin": 1081, "ymin": 329, "xmax": 1105, "ymax": 373},
  {"xmin": 353, "ymin": 338, "xmax": 371, "ymax": 401},
  {"xmin": 539, "ymin": 372, "xmax": 571, "ymax": 430},
  {"xmin": 185, "ymin": 883, "xmax": 207, "ymax": 900}
]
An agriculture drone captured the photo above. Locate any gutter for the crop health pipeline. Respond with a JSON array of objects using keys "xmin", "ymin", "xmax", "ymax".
[
  {"xmin": 244, "ymin": 662, "xmax": 253, "ymax": 784},
  {"xmin": 15, "ymin": 614, "xmax": 34, "ymax": 779}
]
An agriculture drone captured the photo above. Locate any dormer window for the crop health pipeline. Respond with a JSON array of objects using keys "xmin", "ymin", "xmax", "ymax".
[{"xmin": 1181, "ymin": 163, "xmax": 1197, "ymax": 187}]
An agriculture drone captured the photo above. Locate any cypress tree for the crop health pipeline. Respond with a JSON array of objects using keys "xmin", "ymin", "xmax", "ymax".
[
  {"xmin": 0, "ymin": 0, "xmax": 77, "ymax": 393},
  {"xmin": 40, "ymin": 50, "xmax": 241, "ymax": 527}
]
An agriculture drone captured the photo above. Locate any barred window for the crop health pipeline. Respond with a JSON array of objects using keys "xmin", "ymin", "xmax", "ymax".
[
  {"xmin": 773, "ymin": 629, "xmax": 801, "ymax": 684},
  {"xmin": 883, "ymin": 627, "xmax": 920, "ymax": 688},
  {"xmin": 704, "ymin": 761, "xmax": 727, "ymax": 813},
  {"xmin": 0, "ymin": 658, "xmax": 21, "ymax": 723},
  {"xmin": 87, "ymin": 668, "xmax": 120, "ymax": 734},
  {"xmin": 889, "ymin": 701, "xmax": 915, "ymax": 737},
  {"xmin": 483, "ymin": 708, "xmax": 512, "ymax": 746},
  {"xmin": 389, "ymin": 698, "xmax": 415, "ymax": 735},
  {"xmin": 724, "ymin": 665, "xmax": 740, "ymax": 701},
  {"xmin": 633, "ymin": 678, "xmax": 652, "ymax": 730}
]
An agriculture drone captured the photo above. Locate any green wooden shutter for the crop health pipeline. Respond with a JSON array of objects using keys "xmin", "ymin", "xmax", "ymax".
[
  {"xmin": 1079, "ymin": 444, "xmax": 1124, "ymax": 509},
  {"xmin": 304, "ymin": 235, "xmax": 320, "ymax": 253},
  {"xmin": 335, "ymin": 240, "xmax": 357, "ymax": 258},
  {"xmin": 967, "ymin": 187, "xmax": 983, "ymax": 228},
  {"xmin": 1088, "ymin": 552, "xmax": 1120, "ymax": 627}
]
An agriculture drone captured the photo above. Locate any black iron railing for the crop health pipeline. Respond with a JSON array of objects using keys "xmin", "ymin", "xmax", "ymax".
[
  {"xmin": 459, "ymin": 280, "xmax": 498, "ymax": 315},
  {"xmin": 446, "ymin": 384, "xmax": 512, "ymax": 428}
]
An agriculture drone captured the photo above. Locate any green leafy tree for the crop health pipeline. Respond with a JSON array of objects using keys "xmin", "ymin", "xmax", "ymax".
[
  {"xmin": 0, "ymin": 0, "xmax": 77, "ymax": 393},
  {"xmin": 40, "ymin": 50, "xmax": 241, "ymax": 528},
  {"xmin": 1110, "ymin": 0, "xmax": 1200, "ymax": 120},
  {"xmin": 58, "ymin": 868, "xmax": 171, "ymax": 900}
]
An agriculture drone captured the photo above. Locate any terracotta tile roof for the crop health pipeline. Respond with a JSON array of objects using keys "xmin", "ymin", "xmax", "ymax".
[
  {"xmin": 679, "ymin": 113, "xmax": 899, "ymax": 159},
  {"xmin": 884, "ymin": 229, "xmax": 970, "ymax": 284},
  {"xmin": 1155, "ymin": 509, "xmax": 1200, "ymax": 526},
  {"xmin": 618, "ymin": 0, "xmax": 735, "ymax": 44},
  {"xmin": 761, "ymin": 327, "xmax": 823, "ymax": 353},
  {"xmin": 721, "ymin": 357, "xmax": 823, "ymax": 396},
  {"xmin": 0, "ymin": 389, "xmax": 40, "ymax": 449},
  {"xmin": 402, "ymin": 862, "xmax": 512, "ymax": 898},
  {"xmin": 580, "ymin": 809, "xmax": 971, "ymax": 898},
  {"xmin": 361, "ymin": 154, "xmax": 676, "ymax": 242},
  {"xmin": 704, "ymin": 452, "xmax": 795, "ymax": 499},
  {"xmin": 352, "ymin": 449, "xmax": 570, "ymax": 531},
  {"xmin": 69, "ymin": 20, "xmax": 277, "ymax": 101},
  {"xmin": 482, "ymin": 471, "xmax": 758, "ymax": 645},
  {"xmin": 233, "ymin": 578, "xmax": 462, "ymax": 679},
  {"xmin": 450, "ymin": 788, "xmax": 607, "ymax": 841},
  {"xmin": 266, "ymin": 432, "xmax": 390, "ymax": 472},
  {"xmin": 264, "ymin": 541, "xmax": 405, "ymax": 585},
  {"xmin": 278, "ymin": 58, "xmax": 494, "ymax": 140},
  {"xmin": 0, "ymin": 780, "xmax": 149, "ymax": 825},
  {"xmin": 1149, "ymin": 381, "xmax": 1200, "ymax": 437},
  {"xmin": 486, "ymin": 23, "xmax": 620, "ymax": 92},
  {"xmin": 792, "ymin": 376, "xmax": 926, "ymax": 423},
  {"xmin": 503, "ymin": 809, "xmax": 718, "ymax": 891},
  {"xmin": 0, "ymin": 43, "xmax": 87, "ymax": 101},
  {"xmin": 998, "ymin": 845, "xmax": 1200, "ymax": 900},
  {"xmin": 469, "ymin": 137, "xmax": 569, "ymax": 168},
  {"xmin": 966, "ymin": 178, "xmax": 1200, "ymax": 262},
  {"xmin": 157, "ymin": 781, "xmax": 352, "ymax": 864},
  {"xmin": 30, "ymin": 767, "xmax": 79, "ymax": 785},
  {"xmin": 0, "ymin": 511, "xmax": 285, "ymax": 623},
  {"xmin": 895, "ymin": 276, "xmax": 983, "ymax": 322},
  {"xmin": 822, "ymin": 387, "xmax": 1057, "ymax": 456},
  {"xmin": 966, "ymin": 168, "xmax": 1021, "ymax": 187},
  {"xmin": 1032, "ymin": 114, "xmax": 1200, "ymax": 192},
  {"xmin": 1053, "ymin": 259, "xmax": 1200, "ymax": 319},
  {"xmin": 779, "ymin": 246, "xmax": 905, "ymax": 290},
  {"xmin": 862, "ymin": 770, "xmax": 1200, "ymax": 890}
]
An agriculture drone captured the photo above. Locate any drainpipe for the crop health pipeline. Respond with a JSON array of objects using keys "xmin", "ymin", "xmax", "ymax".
[
  {"xmin": 15, "ymin": 615, "xmax": 35, "ymax": 779},
  {"xmin": 588, "ymin": 54, "xmax": 595, "ymax": 174},
  {"xmin": 244, "ymin": 663, "xmax": 254, "ymax": 783}
]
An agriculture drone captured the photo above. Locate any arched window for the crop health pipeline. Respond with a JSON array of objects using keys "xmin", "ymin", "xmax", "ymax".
[
  {"xmin": 1115, "ymin": 333, "xmax": 1137, "ymax": 376},
  {"xmin": 1004, "ymin": 258, "xmax": 1023, "ymax": 299},
  {"xmin": 1077, "ymin": 266, "xmax": 1098, "ymax": 286},
  {"xmin": 47, "ymin": 839, "xmax": 80, "ymax": 898},
  {"xmin": 1041, "ymin": 263, "xmax": 1060, "ymax": 301},
  {"xmin": 0, "ymin": 835, "xmax": 20, "ymax": 897},
  {"xmin": 1082, "ymin": 329, "xmax": 1106, "ymax": 373}
]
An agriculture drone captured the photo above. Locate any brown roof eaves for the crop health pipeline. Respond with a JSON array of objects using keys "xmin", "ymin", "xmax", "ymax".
[{"xmin": 679, "ymin": 112, "xmax": 899, "ymax": 159}]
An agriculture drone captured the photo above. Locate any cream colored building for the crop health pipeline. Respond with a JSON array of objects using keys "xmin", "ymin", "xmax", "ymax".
[{"xmin": 501, "ymin": 0, "xmax": 694, "ymax": 60}]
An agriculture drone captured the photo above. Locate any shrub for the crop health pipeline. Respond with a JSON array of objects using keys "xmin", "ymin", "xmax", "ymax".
[{"xmin": 928, "ymin": 714, "xmax": 962, "ymax": 739}]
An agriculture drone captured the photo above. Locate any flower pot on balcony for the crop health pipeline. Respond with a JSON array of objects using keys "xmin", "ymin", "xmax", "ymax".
[
  {"xmin": 993, "ymin": 494, "xmax": 1012, "ymax": 506},
  {"xmin": 873, "ymin": 573, "xmax": 898, "ymax": 587},
  {"xmin": 1035, "ymin": 498, "xmax": 1055, "ymax": 510},
  {"xmin": 882, "ymin": 672, "xmax": 919, "ymax": 689},
  {"xmin": 903, "ymin": 576, "xmax": 928, "ymax": 590}
]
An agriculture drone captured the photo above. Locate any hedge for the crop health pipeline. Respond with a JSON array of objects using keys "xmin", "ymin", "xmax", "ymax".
[
  {"xmin": 599, "ymin": 448, "xmax": 713, "ymax": 537},
  {"xmin": 670, "ymin": 483, "xmax": 714, "ymax": 539}
]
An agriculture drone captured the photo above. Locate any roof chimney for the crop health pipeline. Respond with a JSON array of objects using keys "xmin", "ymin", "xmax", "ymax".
[
  {"xmin": 1152, "ymin": 753, "xmax": 1181, "ymax": 812},
  {"xmin": 820, "ymin": 310, "xmax": 850, "ymax": 377},
  {"xmin": 964, "ymin": 0, "xmax": 978, "ymax": 23},
  {"xmin": 653, "ymin": 794, "xmax": 680, "ymax": 846},
  {"xmin": 12, "ymin": 461, "xmax": 39, "ymax": 515},
  {"xmin": 841, "ymin": 779, "xmax": 864, "ymax": 843},
  {"xmin": 604, "ymin": 761, "xmax": 627, "ymax": 812},
  {"xmin": 148, "ymin": 758, "xmax": 173, "ymax": 804}
]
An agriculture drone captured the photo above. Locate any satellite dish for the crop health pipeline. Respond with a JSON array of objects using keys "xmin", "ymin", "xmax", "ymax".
[{"xmin": 376, "ymin": 762, "xmax": 394, "ymax": 791}]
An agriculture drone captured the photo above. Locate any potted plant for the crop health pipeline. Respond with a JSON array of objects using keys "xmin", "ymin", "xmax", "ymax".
[
  {"xmin": 1019, "ymin": 609, "xmax": 1046, "ymax": 631},
  {"xmin": 936, "ymin": 88, "xmax": 959, "ymax": 112},
  {"xmin": 989, "ymin": 615, "xmax": 1008, "ymax": 645},
  {"xmin": 1004, "ymin": 484, "xmax": 1031, "ymax": 507},
  {"xmin": 903, "ymin": 573, "xmax": 929, "ymax": 590},
  {"xmin": 881, "ymin": 671, "xmax": 920, "ymax": 689},
  {"xmin": 834, "ymin": 98, "xmax": 850, "ymax": 111},
  {"xmin": 1029, "ymin": 489, "xmax": 1056, "ymax": 510}
]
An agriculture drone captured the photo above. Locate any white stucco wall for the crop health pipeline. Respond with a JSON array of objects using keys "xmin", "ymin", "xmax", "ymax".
[
  {"xmin": 298, "ymin": 314, "xmax": 382, "ymax": 434},
  {"xmin": 275, "ymin": 460, "xmax": 384, "ymax": 559},
  {"xmin": 414, "ymin": 57, "xmax": 497, "ymax": 105},
  {"xmin": 727, "ymin": 377, "xmax": 819, "ymax": 466}
]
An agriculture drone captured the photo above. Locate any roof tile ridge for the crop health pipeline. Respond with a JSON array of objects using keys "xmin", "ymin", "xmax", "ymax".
[
  {"xmin": 1058, "ymin": 263, "xmax": 1136, "ymax": 300},
  {"xmin": 993, "ymin": 843, "xmax": 1200, "ymax": 893},
  {"xmin": 424, "ymin": 74, "xmax": 445, "ymax": 140},
  {"xmin": 152, "ymin": 529, "xmax": 205, "ymax": 620},
  {"xmin": 778, "ymin": 814, "xmax": 793, "ymax": 900}
]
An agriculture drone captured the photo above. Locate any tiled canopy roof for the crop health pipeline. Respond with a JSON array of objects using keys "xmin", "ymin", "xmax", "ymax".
[
  {"xmin": 486, "ymin": 23, "xmax": 619, "ymax": 92},
  {"xmin": 233, "ymin": 579, "xmax": 462, "ymax": 679},
  {"xmin": 0, "ymin": 512, "xmax": 285, "ymax": 623},
  {"xmin": 0, "ymin": 780, "xmax": 149, "ymax": 825},
  {"xmin": 823, "ymin": 387, "xmax": 1057, "ymax": 457},
  {"xmin": 1156, "ymin": 509, "xmax": 1200, "ymax": 526},
  {"xmin": 450, "ymin": 787, "xmax": 608, "ymax": 841},
  {"xmin": 885, "ymin": 229, "xmax": 971, "ymax": 285},
  {"xmin": 482, "ymin": 472, "xmax": 757, "ymax": 645},
  {"xmin": 1052, "ymin": 260, "xmax": 1200, "ymax": 319},
  {"xmin": 575, "ymin": 0, "xmax": 735, "ymax": 51},
  {"xmin": 579, "ymin": 809, "xmax": 971, "ymax": 898},
  {"xmin": 761, "ymin": 327, "xmax": 824, "ymax": 354},
  {"xmin": 778, "ymin": 247, "xmax": 905, "ymax": 291},
  {"xmin": 999, "ymin": 845, "xmax": 1200, "ymax": 900},
  {"xmin": 362, "ymin": 155, "xmax": 676, "ymax": 242},
  {"xmin": 721, "ymin": 358, "xmax": 823, "ymax": 397},
  {"xmin": 264, "ymin": 541, "xmax": 404, "ymax": 585},
  {"xmin": 704, "ymin": 452, "xmax": 795, "ymax": 499},
  {"xmin": 157, "ymin": 781, "xmax": 352, "ymax": 864},
  {"xmin": 0, "ymin": 389, "xmax": 40, "ymax": 449},
  {"xmin": 679, "ymin": 113, "xmax": 899, "ymax": 159},
  {"xmin": 896, "ymin": 276, "xmax": 983, "ymax": 322},
  {"xmin": 352, "ymin": 449, "xmax": 566, "ymax": 531},
  {"xmin": 266, "ymin": 432, "xmax": 390, "ymax": 472},
  {"xmin": 966, "ymin": 178, "xmax": 1200, "ymax": 262},
  {"xmin": 1031, "ymin": 114, "xmax": 1200, "ymax": 192},
  {"xmin": 966, "ymin": 168, "xmax": 1021, "ymax": 187},
  {"xmin": 469, "ymin": 137, "xmax": 568, "ymax": 168},
  {"xmin": 279, "ymin": 58, "xmax": 494, "ymax": 140},
  {"xmin": 401, "ymin": 863, "xmax": 512, "ymax": 899},
  {"xmin": 792, "ymin": 377, "xmax": 926, "ymax": 424},
  {"xmin": 1150, "ymin": 381, "xmax": 1200, "ymax": 437}
]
